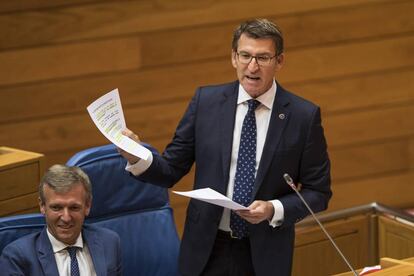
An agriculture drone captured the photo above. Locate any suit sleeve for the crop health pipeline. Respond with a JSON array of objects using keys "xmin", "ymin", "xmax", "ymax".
[
  {"xmin": 0, "ymin": 244, "xmax": 28, "ymax": 276},
  {"xmin": 114, "ymin": 232, "xmax": 122, "ymax": 276},
  {"xmin": 279, "ymin": 107, "xmax": 332, "ymax": 226}
]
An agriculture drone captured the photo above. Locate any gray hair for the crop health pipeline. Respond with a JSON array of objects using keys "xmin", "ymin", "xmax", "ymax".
[
  {"xmin": 232, "ymin": 18, "xmax": 284, "ymax": 55},
  {"xmin": 39, "ymin": 164, "xmax": 92, "ymax": 204}
]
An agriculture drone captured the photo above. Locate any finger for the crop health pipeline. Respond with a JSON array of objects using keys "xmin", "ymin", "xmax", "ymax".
[
  {"xmin": 122, "ymin": 129, "xmax": 140, "ymax": 142},
  {"xmin": 122, "ymin": 128, "xmax": 132, "ymax": 136},
  {"xmin": 237, "ymin": 211, "xmax": 256, "ymax": 220},
  {"xmin": 248, "ymin": 201, "xmax": 261, "ymax": 209}
]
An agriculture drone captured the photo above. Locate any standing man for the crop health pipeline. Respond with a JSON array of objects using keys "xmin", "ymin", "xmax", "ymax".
[
  {"xmin": 120, "ymin": 18, "xmax": 331, "ymax": 276},
  {"xmin": 0, "ymin": 165, "xmax": 122, "ymax": 276}
]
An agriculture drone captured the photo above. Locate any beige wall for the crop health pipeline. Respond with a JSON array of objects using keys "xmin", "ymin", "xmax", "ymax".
[{"xmin": 0, "ymin": 0, "xmax": 413, "ymax": 235}]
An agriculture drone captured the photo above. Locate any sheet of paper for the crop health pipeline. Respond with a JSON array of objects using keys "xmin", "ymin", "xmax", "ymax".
[
  {"xmin": 173, "ymin": 188, "xmax": 249, "ymax": 210},
  {"xmin": 87, "ymin": 88, "xmax": 151, "ymax": 160},
  {"xmin": 359, "ymin": 265, "xmax": 381, "ymax": 275}
]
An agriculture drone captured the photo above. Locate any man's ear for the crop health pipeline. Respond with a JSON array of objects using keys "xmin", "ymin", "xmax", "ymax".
[
  {"xmin": 38, "ymin": 197, "xmax": 45, "ymax": 214},
  {"xmin": 85, "ymin": 199, "xmax": 92, "ymax": 216},
  {"xmin": 231, "ymin": 50, "xmax": 237, "ymax": 68},
  {"xmin": 275, "ymin": 53, "xmax": 285, "ymax": 71}
]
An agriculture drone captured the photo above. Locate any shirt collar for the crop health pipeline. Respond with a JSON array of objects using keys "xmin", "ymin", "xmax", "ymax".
[
  {"xmin": 46, "ymin": 227, "xmax": 84, "ymax": 253},
  {"xmin": 237, "ymin": 80, "xmax": 277, "ymax": 110}
]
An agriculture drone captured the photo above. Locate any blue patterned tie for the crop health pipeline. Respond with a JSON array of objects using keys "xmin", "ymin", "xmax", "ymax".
[
  {"xmin": 230, "ymin": 99, "xmax": 260, "ymax": 238},
  {"xmin": 67, "ymin": 247, "xmax": 80, "ymax": 276}
]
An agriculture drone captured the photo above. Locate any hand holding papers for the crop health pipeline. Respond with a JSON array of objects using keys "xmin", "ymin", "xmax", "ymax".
[
  {"xmin": 173, "ymin": 188, "xmax": 248, "ymax": 210},
  {"xmin": 87, "ymin": 89, "xmax": 151, "ymax": 160}
]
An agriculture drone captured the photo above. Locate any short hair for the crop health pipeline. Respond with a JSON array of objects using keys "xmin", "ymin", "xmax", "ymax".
[
  {"xmin": 39, "ymin": 164, "xmax": 92, "ymax": 204},
  {"xmin": 232, "ymin": 18, "xmax": 284, "ymax": 55}
]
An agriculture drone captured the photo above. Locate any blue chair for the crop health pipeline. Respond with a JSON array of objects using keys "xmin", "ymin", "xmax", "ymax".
[
  {"xmin": 0, "ymin": 214, "xmax": 45, "ymax": 254},
  {"xmin": 0, "ymin": 144, "xmax": 180, "ymax": 276}
]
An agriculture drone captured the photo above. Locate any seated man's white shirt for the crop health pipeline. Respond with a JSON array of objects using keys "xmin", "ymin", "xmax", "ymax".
[{"xmin": 47, "ymin": 228, "xmax": 96, "ymax": 276}]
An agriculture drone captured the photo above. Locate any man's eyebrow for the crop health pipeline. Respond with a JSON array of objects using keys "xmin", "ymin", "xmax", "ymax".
[{"xmin": 238, "ymin": 50, "xmax": 274, "ymax": 56}]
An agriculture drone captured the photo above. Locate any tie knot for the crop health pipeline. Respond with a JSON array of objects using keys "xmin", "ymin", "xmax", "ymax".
[
  {"xmin": 247, "ymin": 99, "xmax": 260, "ymax": 112},
  {"xmin": 66, "ymin": 246, "xmax": 78, "ymax": 258}
]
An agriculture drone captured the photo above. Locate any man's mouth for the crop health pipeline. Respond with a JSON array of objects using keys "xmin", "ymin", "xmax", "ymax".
[
  {"xmin": 58, "ymin": 224, "xmax": 73, "ymax": 230},
  {"xmin": 246, "ymin": 75, "xmax": 260, "ymax": 81}
]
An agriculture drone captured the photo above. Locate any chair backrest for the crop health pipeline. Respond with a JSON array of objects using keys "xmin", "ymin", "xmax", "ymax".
[
  {"xmin": 0, "ymin": 213, "xmax": 45, "ymax": 254},
  {"xmin": 0, "ymin": 144, "xmax": 180, "ymax": 276}
]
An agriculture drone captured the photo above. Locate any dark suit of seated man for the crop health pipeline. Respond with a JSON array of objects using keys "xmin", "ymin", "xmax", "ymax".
[{"xmin": 0, "ymin": 164, "xmax": 122, "ymax": 276}]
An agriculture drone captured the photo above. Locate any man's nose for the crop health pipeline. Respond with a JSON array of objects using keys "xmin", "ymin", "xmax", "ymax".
[
  {"xmin": 247, "ymin": 57, "xmax": 260, "ymax": 72},
  {"xmin": 60, "ymin": 208, "xmax": 71, "ymax": 222}
]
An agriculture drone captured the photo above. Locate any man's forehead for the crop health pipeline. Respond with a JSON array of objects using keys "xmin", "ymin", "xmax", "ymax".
[
  {"xmin": 237, "ymin": 34, "xmax": 276, "ymax": 53},
  {"xmin": 43, "ymin": 183, "xmax": 88, "ymax": 200}
]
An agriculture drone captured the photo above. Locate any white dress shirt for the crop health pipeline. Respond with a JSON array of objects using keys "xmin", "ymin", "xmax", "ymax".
[
  {"xmin": 126, "ymin": 80, "xmax": 284, "ymax": 231},
  {"xmin": 218, "ymin": 81, "xmax": 284, "ymax": 231},
  {"xmin": 47, "ymin": 228, "xmax": 96, "ymax": 276}
]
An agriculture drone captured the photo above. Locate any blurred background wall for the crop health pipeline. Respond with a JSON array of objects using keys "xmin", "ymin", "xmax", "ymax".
[{"xmin": 0, "ymin": 0, "xmax": 413, "ymax": 235}]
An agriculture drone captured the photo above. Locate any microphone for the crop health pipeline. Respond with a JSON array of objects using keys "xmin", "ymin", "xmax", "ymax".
[{"xmin": 283, "ymin": 173, "xmax": 358, "ymax": 276}]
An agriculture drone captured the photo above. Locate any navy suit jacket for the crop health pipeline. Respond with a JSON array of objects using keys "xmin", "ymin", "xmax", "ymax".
[
  {"xmin": 140, "ymin": 81, "xmax": 332, "ymax": 276},
  {"xmin": 0, "ymin": 225, "xmax": 122, "ymax": 276}
]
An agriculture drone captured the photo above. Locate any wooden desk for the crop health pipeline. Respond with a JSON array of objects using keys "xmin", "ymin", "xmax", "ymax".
[
  {"xmin": 0, "ymin": 147, "xmax": 44, "ymax": 216},
  {"xmin": 334, "ymin": 257, "xmax": 414, "ymax": 275},
  {"xmin": 293, "ymin": 204, "xmax": 414, "ymax": 276}
]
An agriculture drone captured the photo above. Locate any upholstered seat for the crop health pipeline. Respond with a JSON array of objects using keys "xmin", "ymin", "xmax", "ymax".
[{"xmin": 0, "ymin": 144, "xmax": 180, "ymax": 276}]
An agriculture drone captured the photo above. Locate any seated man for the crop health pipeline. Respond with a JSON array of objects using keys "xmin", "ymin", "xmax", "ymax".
[{"xmin": 0, "ymin": 164, "xmax": 122, "ymax": 276}]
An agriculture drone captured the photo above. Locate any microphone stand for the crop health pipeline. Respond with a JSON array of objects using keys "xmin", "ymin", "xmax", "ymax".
[{"xmin": 283, "ymin": 173, "xmax": 358, "ymax": 276}]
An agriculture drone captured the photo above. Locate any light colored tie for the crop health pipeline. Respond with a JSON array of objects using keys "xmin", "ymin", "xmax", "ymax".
[{"xmin": 230, "ymin": 99, "xmax": 260, "ymax": 238}]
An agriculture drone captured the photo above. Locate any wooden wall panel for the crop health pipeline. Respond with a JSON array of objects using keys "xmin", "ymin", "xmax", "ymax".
[
  {"xmin": 325, "ymin": 104, "xmax": 414, "ymax": 146},
  {"xmin": 290, "ymin": 68, "xmax": 414, "ymax": 114},
  {"xmin": 0, "ymin": 0, "xmax": 381, "ymax": 50},
  {"xmin": 1, "ymin": 0, "xmax": 414, "ymax": 238},
  {"xmin": 1, "ymin": 38, "xmax": 413, "ymax": 125},
  {"xmin": 280, "ymin": 35, "xmax": 414, "ymax": 83},
  {"xmin": 0, "ymin": 1, "xmax": 115, "ymax": 13},
  {"xmin": 0, "ymin": 102, "xmax": 187, "ymax": 153},
  {"xmin": 0, "ymin": 64, "xmax": 209, "ymax": 123},
  {"xmin": 281, "ymin": 0, "xmax": 414, "ymax": 48},
  {"xmin": 331, "ymin": 171, "xmax": 414, "ymax": 210},
  {"xmin": 142, "ymin": 0, "xmax": 414, "ymax": 67},
  {"xmin": 331, "ymin": 139, "xmax": 410, "ymax": 181},
  {"xmin": 0, "ymin": 37, "xmax": 141, "ymax": 86}
]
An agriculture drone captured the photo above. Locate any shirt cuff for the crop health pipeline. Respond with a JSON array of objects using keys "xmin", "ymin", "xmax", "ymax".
[
  {"xmin": 125, "ymin": 152, "xmax": 153, "ymax": 176},
  {"xmin": 269, "ymin": 200, "xmax": 284, "ymax": 227}
]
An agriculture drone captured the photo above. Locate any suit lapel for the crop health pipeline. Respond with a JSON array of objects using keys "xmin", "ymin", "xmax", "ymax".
[
  {"xmin": 37, "ymin": 228, "xmax": 60, "ymax": 276},
  {"xmin": 219, "ymin": 82, "xmax": 238, "ymax": 194},
  {"xmin": 253, "ymin": 85, "xmax": 290, "ymax": 198},
  {"xmin": 84, "ymin": 226, "xmax": 106, "ymax": 276}
]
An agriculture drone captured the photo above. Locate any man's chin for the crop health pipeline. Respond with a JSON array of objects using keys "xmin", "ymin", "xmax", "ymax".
[
  {"xmin": 244, "ymin": 87, "xmax": 263, "ymax": 98},
  {"xmin": 241, "ymin": 83, "xmax": 264, "ymax": 97},
  {"xmin": 58, "ymin": 235, "xmax": 76, "ymax": 245},
  {"xmin": 56, "ymin": 230, "xmax": 77, "ymax": 244}
]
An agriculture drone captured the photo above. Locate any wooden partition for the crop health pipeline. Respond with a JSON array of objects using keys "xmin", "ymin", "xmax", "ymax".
[
  {"xmin": 293, "ymin": 214, "xmax": 373, "ymax": 275},
  {"xmin": 378, "ymin": 216, "xmax": 414, "ymax": 259},
  {"xmin": 0, "ymin": 147, "xmax": 44, "ymax": 216},
  {"xmin": 293, "ymin": 203, "xmax": 414, "ymax": 276},
  {"xmin": 336, "ymin": 257, "xmax": 414, "ymax": 276},
  {"xmin": 0, "ymin": 0, "xmax": 414, "ymax": 235}
]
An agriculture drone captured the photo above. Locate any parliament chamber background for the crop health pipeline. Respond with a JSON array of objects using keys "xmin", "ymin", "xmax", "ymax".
[{"xmin": 0, "ymin": 0, "xmax": 413, "ymax": 274}]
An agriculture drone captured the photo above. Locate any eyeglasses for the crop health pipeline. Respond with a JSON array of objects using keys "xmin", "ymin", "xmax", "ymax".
[{"xmin": 236, "ymin": 52, "xmax": 277, "ymax": 66}]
